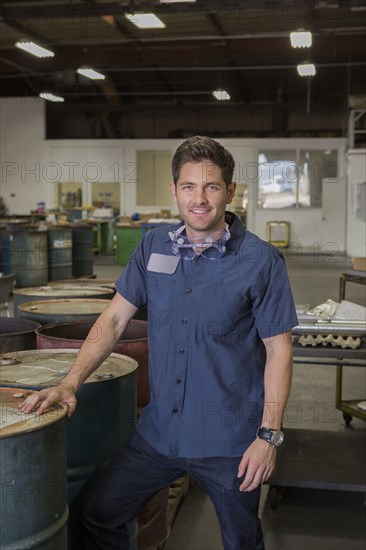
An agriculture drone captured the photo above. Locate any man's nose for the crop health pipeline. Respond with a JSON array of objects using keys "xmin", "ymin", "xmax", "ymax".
[{"xmin": 194, "ymin": 188, "xmax": 208, "ymax": 203}]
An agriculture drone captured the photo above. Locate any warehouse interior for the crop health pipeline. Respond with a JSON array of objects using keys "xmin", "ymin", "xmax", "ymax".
[{"xmin": 0, "ymin": 1, "xmax": 366, "ymax": 550}]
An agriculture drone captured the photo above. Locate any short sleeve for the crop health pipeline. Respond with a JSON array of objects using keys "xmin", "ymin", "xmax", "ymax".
[
  {"xmin": 251, "ymin": 249, "xmax": 298, "ymax": 339},
  {"xmin": 115, "ymin": 241, "xmax": 147, "ymax": 308}
]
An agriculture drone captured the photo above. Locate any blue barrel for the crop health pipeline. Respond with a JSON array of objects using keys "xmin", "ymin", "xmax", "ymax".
[
  {"xmin": 0, "ymin": 349, "xmax": 138, "ymax": 549},
  {"xmin": 48, "ymin": 227, "xmax": 73, "ymax": 281},
  {"xmin": 0, "ymin": 387, "xmax": 68, "ymax": 549},
  {"xmin": 1, "ymin": 229, "xmax": 48, "ymax": 287}
]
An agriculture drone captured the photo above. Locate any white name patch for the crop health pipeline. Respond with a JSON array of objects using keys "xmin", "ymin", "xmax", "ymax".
[{"xmin": 147, "ymin": 253, "xmax": 180, "ymax": 274}]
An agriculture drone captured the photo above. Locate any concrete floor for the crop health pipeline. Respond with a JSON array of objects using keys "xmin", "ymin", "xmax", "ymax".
[{"xmin": 5, "ymin": 252, "xmax": 365, "ymax": 549}]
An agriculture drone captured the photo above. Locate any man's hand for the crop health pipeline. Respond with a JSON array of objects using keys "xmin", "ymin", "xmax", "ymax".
[
  {"xmin": 19, "ymin": 383, "xmax": 77, "ymax": 418},
  {"xmin": 237, "ymin": 438, "xmax": 276, "ymax": 492}
]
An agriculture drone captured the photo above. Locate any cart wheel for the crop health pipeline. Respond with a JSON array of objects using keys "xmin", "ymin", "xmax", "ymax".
[
  {"xmin": 343, "ymin": 412, "xmax": 353, "ymax": 425},
  {"xmin": 269, "ymin": 486, "xmax": 281, "ymax": 510}
]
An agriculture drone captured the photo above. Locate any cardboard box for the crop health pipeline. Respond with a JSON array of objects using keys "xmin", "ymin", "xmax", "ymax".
[{"xmin": 352, "ymin": 257, "xmax": 366, "ymax": 271}]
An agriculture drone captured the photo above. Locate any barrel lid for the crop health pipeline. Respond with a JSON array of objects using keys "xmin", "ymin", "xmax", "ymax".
[
  {"xmin": 18, "ymin": 298, "xmax": 110, "ymax": 315},
  {"xmin": 0, "ymin": 349, "xmax": 138, "ymax": 388},
  {"xmin": 13, "ymin": 286, "xmax": 113, "ymax": 298},
  {"xmin": 48, "ymin": 279, "xmax": 116, "ymax": 289},
  {"xmin": 0, "ymin": 387, "xmax": 68, "ymax": 439}
]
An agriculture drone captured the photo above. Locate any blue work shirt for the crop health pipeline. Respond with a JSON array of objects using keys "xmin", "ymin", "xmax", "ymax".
[{"xmin": 116, "ymin": 213, "xmax": 298, "ymax": 458}]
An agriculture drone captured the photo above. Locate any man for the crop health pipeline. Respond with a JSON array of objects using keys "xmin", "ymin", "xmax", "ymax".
[{"xmin": 21, "ymin": 136, "xmax": 298, "ymax": 550}]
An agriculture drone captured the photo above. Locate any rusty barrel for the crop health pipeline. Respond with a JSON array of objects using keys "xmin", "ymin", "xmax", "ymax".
[
  {"xmin": 0, "ymin": 317, "xmax": 40, "ymax": 353},
  {"xmin": 48, "ymin": 227, "xmax": 73, "ymax": 281},
  {"xmin": 0, "ymin": 387, "xmax": 68, "ymax": 549},
  {"xmin": 13, "ymin": 286, "xmax": 114, "ymax": 318},
  {"xmin": 18, "ymin": 298, "xmax": 110, "ymax": 325},
  {"xmin": 0, "ymin": 349, "xmax": 138, "ymax": 549},
  {"xmin": 36, "ymin": 319, "xmax": 150, "ymax": 410}
]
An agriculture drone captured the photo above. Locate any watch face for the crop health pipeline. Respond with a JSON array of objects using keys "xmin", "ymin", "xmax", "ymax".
[{"xmin": 272, "ymin": 431, "xmax": 284, "ymax": 447}]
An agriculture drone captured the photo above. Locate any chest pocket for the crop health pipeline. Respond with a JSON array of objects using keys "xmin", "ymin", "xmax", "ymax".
[{"xmin": 148, "ymin": 275, "xmax": 175, "ymax": 324}]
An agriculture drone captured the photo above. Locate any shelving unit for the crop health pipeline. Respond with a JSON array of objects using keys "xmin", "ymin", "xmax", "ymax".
[{"xmin": 336, "ymin": 270, "xmax": 366, "ymax": 424}]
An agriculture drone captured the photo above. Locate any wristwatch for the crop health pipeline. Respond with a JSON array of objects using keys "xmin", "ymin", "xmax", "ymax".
[{"xmin": 256, "ymin": 427, "xmax": 284, "ymax": 447}]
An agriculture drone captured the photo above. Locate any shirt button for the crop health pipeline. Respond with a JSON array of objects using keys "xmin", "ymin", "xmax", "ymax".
[
  {"xmin": 181, "ymin": 319, "xmax": 188, "ymax": 324},
  {"xmin": 179, "ymin": 348, "xmax": 185, "ymax": 354},
  {"xmin": 176, "ymin": 378, "xmax": 182, "ymax": 384},
  {"xmin": 186, "ymin": 288, "xmax": 192, "ymax": 293},
  {"xmin": 172, "ymin": 408, "xmax": 179, "ymax": 414}
]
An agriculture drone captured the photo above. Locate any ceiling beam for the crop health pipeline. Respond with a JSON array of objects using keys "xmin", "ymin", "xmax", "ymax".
[
  {"xmin": 0, "ymin": 1, "xmax": 316, "ymax": 19},
  {"xmin": 2, "ymin": 18, "xmax": 52, "ymax": 45},
  {"xmin": 0, "ymin": 33, "xmax": 365, "ymax": 74}
]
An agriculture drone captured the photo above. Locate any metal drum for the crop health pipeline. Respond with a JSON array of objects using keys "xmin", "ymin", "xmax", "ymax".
[
  {"xmin": 2, "ymin": 229, "xmax": 49, "ymax": 287},
  {"xmin": 0, "ymin": 387, "xmax": 68, "ymax": 550},
  {"xmin": 48, "ymin": 227, "xmax": 73, "ymax": 281},
  {"xmin": 0, "ymin": 349, "xmax": 138, "ymax": 550},
  {"xmin": 13, "ymin": 286, "xmax": 114, "ymax": 318},
  {"xmin": 36, "ymin": 319, "xmax": 150, "ymax": 410},
  {"xmin": 0, "ymin": 230, "xmax": 12, "ymax": 274},
  {"xmin": 48, "ymin": 278, "xmax": 116, "ymax": 291},
  {"xmin": 18, "ymin": 298, "xmax": 110, "ymax": 325},
  {"xmin": 72, "ymin": 225, "xmax": 94, "ymax": 278},
  {"xmin": 0, "ymin": 317, "xmax": 40, "ymax": 353}
]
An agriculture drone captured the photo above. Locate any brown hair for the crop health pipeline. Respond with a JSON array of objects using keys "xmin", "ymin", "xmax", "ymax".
[{"xmin": 171, "ymin": 136, "xmax": 235, "ymax": 187}]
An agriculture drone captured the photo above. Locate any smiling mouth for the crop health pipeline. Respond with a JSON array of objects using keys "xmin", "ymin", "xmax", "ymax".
[{"xmin": 190, "ymin": 209, "xmax": 211, "ymax": 214}]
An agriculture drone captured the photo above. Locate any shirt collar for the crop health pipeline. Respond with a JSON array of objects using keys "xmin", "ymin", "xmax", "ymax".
[{"xmin": 164, "ymin": 211, "xmax": 245, "ymax": 255}]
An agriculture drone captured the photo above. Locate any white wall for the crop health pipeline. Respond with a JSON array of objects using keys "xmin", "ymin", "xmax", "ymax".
[
  {"xmin": 0, "ymin": 97, "xmax": 349, "ymax": 252},
  {"xmin": 0, "ymin": 97, "xmax": 47, "ymax": 214},
  {"xmin": 346, "ymin": 150, "xmax": 366, "ymax": 258}
]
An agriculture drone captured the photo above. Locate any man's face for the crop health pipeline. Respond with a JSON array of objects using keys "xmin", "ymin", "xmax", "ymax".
[{"xmin": 170, "ymin": 161, "xmax": 236, "ymax": 239}]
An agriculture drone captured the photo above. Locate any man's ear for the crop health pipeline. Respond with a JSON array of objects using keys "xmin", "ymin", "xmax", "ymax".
[
  {"xmin": 169, "ymin": 180, "xmax": 177, "ymax": 203},
  {"xmin": 226, "ymin": 182, "xmax": 236, "ymax": 204}
]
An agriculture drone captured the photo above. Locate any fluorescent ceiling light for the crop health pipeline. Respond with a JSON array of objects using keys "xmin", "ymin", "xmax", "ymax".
[
  {"xmin": 15, "ymin": 40, "xmax": 54, "ymax": 58},
  {"xmin": 290, "ymin": 31, "xmax": 312, "ymax": 48},
  {"xmin": 39, "ymin": 92, "xmax": 64, "ymax": 102},
  {"xmin": 159, "ymin": 1, "xmax": 196, "ymax": 3},
  {"xmin": 297, "ymin": 63, "xmax": 316, "ymax": 76},
  {"xmin": 77, "ymin": 67, "xmax": 105, "ymax": 80},
  {"xmin": 213, "ymin": 89, "xmax": 231, "ymax": 101},
  {"xmin": 125, "ymin": 13, "xmax": 166, "ymax": 29}
]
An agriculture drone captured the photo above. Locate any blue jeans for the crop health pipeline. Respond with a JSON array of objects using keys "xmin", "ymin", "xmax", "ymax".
[{"xmin": 80, "ymin": 430, "xmax": 265, "ymax": 550}]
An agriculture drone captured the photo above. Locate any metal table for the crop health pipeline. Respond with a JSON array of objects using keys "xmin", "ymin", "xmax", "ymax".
[{"xmin": 266, "ymin": 341, "xmax": 366, "ymax": 507}]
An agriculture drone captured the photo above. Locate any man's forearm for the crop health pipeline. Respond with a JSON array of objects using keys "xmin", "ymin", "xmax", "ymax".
[
  {"xmin": 261, "ymin": 331, "xmax": 293, "ymax": 429},
  {"xmin": 61, "ymin": 294, "xmax": 137, "ymax": 392}
]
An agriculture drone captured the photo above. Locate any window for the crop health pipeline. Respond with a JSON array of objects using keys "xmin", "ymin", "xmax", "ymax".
[
  {"xmin": 258, "ymin": 151, "xmax": 297, "ymax": 209},
  {"xmin": 257, "ymin": 149, "xmax": 338, "ymax": 208}
]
